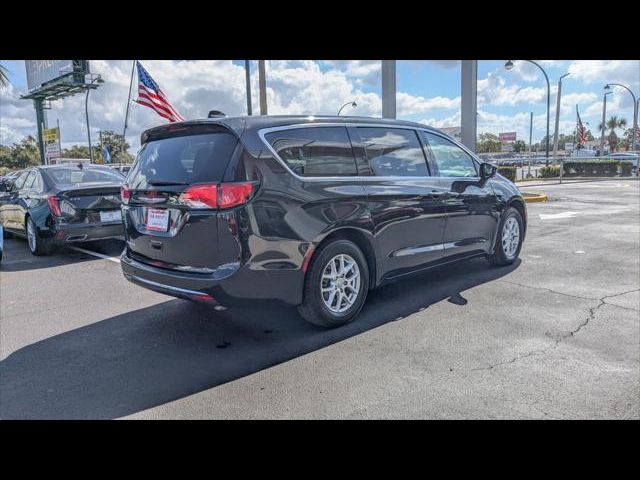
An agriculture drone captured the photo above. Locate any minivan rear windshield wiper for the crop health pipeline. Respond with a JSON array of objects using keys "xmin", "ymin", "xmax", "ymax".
[{"xmin": 147, "ymin": 180, "xmax": 188, "ymax": 186}]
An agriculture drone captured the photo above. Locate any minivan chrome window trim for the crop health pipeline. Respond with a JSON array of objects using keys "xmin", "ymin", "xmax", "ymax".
[{"xmin": 257, "ymin": 122, "xmax": 483, "ymax": 182}]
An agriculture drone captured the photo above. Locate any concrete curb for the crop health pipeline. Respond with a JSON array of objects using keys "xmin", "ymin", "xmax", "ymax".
[{"xmin": 523, "ymin": 192, "xmax": 548, "ymax": 203}]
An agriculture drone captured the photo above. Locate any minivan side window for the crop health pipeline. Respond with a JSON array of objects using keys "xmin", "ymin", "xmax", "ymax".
[
  {"xmin": 265, "ymin": 127, "xmax": 357, "ymax": 177},
  {"xmin": 356, "ymin": 127, "xmax": 429, "ymax": 177},
  {"xmin": 423, "ymin": 132, "xmax": 477, "ymax": 177}
]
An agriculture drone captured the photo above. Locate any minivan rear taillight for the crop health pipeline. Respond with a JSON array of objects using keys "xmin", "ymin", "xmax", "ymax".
[
  {"xmin": 121, "ymin": 185, "xmax": 131, "ymax": 204},
  {"xmin": 179, "ymin": 182, "xmax": 255, "ymax": 210}
]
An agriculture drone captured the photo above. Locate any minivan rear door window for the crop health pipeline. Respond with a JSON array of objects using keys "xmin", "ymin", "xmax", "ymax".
[{"xmin": 264, "ymin": 126, "xmax": 358, "ymax": 177}]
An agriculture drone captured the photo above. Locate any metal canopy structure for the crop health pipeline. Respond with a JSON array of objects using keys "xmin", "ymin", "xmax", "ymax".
[{"xmin": 21, "ymin": 72, "xmax": 101, "ymax": 102}]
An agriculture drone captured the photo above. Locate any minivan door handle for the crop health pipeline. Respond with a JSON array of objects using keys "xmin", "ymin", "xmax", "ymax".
[{"xmin": 149, "ymin": 239, "xmax": 163, "ymax": 250}]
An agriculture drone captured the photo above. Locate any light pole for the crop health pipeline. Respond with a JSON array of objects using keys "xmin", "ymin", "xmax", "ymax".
[
  {"xmin": 245, "ymin": 60, "xmax": 252, "ymax": 116},
  {"xmin": 337, "ymin": 101, "xmax": 357, "ymax": 116},
  {"xmin": 85, "ymin": 74, "xmax": 104, "ymax": 164},
  {"xmin": 553, "ymin": 73, "xmax": 570, "ymax": 158},
  {"xmin": 600, "ymin": 91, "xmax": 612, "ymax": 156},
  {"xmin": 605, "ymin": 83, "xmax": 638, "ymax": 152},
  {"xmin": 505, "ymin": 60, "xmax": 551, "ymax": 165}
]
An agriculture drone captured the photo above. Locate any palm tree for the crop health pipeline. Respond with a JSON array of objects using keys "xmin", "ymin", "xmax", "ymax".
[
  {"xmin": 0, "ymin": 64, "xmax": 10, "ymax": 88},
  {"xmin": 598, "ymin": 115, "xmax": 627, "ymax": 152}
]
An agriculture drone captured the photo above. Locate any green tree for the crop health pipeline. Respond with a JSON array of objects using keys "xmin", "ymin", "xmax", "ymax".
[
  {"xmin": 62, "ymin": 144, "xmax": 92, "ymax": 159},
  {"xmin": 97, "ymin": 130, "xmax": 134, "ymax": 164},
  {"xmin": 7, "ymin": 136, "xmax": 40, "ymax": 169},
  {"xmin": 513, "ymin": 140, "xmax": 526, "ymax": 153},
  {"xmin": 621, "ymin": 127, "xmax": 638, "ymax": 151},
  {"xmin": 476, "ymin": 133, "xmax": 502, "ymax": 153},
  {"xmin": 598, "ymin": 115, "xmax": 627, "ymax": 152}
]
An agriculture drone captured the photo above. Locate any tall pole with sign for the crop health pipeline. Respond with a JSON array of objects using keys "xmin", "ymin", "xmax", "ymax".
[{"xmin": 57, "ymin": 119, "xmax": 62, "ymax": 164}]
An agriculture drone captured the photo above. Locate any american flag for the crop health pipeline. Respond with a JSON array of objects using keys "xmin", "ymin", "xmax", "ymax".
[
  {"xmin": 576, "ymin": 105, "xmax": 587, "ymax": 146},
  {"xmin": 134, "ymin": 61, "xmax": 184, "ymax": 123}
]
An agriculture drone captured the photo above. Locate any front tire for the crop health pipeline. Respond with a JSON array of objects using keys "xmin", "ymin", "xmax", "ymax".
[
  {"xmin": 488, "ymin": 206, "xmax": 523, "ymax": 266},
  {"xmin": 298, "ymin": 239, "xmax": 369, "ymax": 328},
  {"xmin": 26, "ymin": 217, "xmax": 53, "ymax": 256}
]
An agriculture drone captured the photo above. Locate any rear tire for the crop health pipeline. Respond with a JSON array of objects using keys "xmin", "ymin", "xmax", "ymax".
[
  {"xmin": 488, "ymin": 207, "xmax": 523, "ymax": 266},
  {"xmin": 298, "ymin": 239, "xmax": 369, "ymax": 328},
  {"xmin": 26, "ymin": 217, "xmax": 53, "ymax": 256}
]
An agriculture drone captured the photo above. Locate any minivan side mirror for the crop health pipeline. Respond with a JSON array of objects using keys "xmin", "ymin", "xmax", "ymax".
[{"xmin": 480, "ymin": 163, "xmax": 497, "ymax": 179}]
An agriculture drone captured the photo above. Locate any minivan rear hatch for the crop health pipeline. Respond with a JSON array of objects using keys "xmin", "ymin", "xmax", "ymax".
[{"xmin": 122, "ymin": 123, "xmax": 250, "ymax": 272}]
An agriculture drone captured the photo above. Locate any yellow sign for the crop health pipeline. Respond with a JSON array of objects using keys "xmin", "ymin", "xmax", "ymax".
[{"xmin": 43, "ymin": 127, "xmax": 59, "ymax": 142}]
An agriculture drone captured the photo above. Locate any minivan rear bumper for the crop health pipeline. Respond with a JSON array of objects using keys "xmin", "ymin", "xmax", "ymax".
[{"xmin": 120, "ymin": 249, "xmax": 304, "ymax": 306}]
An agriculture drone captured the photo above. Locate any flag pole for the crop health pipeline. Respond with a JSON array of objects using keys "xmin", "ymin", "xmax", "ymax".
[{"xmin": 123, "ymin": 60, "xmax": 136, "ymax": 140}]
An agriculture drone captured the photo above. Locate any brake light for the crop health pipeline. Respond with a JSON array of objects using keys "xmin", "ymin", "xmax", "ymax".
[
  {"xmin": 180, "ymin": 184, "xmax": 218, "ymax": 209},
  {"xmin": 121, "ymin": 185, "xmax": 131, "ymax": 204},
  {"xmin": 219, "ymin": 182, "xmax": 254, "ymax": 209},
  {"xmin": 47, "ymin": 196, "xmax": 62, "ymax": 216},
  {"xmin": 179, "ymin": 182, "xmax": 255, "ymax": 209}
]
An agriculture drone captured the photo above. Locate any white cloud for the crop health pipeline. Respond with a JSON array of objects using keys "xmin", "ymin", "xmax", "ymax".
[
  {"xmin": 397, "ymin": 92, "xmax": 459, "ymax": 116},
  {"xmin": 568, "ymin": 60, "xmax": 640, "ymax": 90},
  {"xmin": 478, "ymin": 72, "xmax": 547, "ymax": 107}
]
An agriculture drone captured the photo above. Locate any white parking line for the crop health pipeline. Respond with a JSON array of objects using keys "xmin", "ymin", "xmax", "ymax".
[
  {"xmin": 539, "ymin": 211, "xmax": 580, "ymax": 220},
  {"xmin": 69, "ymin": 246, "xmax": 121, "ymax": 264}
]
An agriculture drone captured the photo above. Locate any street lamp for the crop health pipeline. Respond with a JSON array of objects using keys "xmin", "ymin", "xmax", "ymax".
[
  {"xmin": 85, "ymin": 74, "xmax": 104, "ymax": 163},
  {"xmin": 604, "ymin": 83, "xmax": 638, "ymax": 152},
  {"xmin": 337, "ymin": 101, "xmax": 357, "ymax": 116},
  {"xmin": 600, "ymin": 91, "xmax": 612, "ymax": 156},
  {"xmin": 553, "ymin": 73, "xmax": 570, "ymax": 158},
  {"xmin": 505, "ymin": 60, "xmax": 551, "ymax": 165}
]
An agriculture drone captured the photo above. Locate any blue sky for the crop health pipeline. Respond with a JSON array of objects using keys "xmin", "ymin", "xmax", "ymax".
[{"xmin": 1, "ymin": 60, "xmax": 638, "ymax": 152}]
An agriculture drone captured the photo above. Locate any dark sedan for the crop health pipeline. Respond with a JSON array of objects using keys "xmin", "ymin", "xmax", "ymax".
[{"xmin": 0, "ymin": 164, "xmax": 125, "ymax": 255}]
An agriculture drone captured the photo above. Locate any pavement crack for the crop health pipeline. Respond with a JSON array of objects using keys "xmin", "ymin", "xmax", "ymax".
[
  {"xmin": 472, "ymin": 288, "xmax": 638, "ymax": 372},
  {"xmin": 497, "ymin": 280, "xmax": 597, "ymax": 301}
]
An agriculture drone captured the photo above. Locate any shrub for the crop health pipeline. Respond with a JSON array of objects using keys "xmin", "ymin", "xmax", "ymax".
[
  {"xmin": 539, "ymin": 166, "xmax": 560, "ymax": 178},
  {"xmin": 497, "ymin": 166, "xmax": 516, "ymax": 182},
  {"xmin": 562, "ymin": 160, "xmax": 620, "ymax": 177},
  {"xmin": 620, "ymin": 162, "xmax": 632, "ymax": 176}
]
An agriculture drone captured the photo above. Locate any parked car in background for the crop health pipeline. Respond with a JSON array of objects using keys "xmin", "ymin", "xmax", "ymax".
[
  {"xmin": 108, "ymin": 164, "xmax": 133, "ymax": 176},
  {"xmin": 0, "ymin": 163, "xmax": 125, "ymax": 255},
  {"xmin": 120, "ymin": 115, "xmax": 527, "ymax": 328},
  {"xmin": 0, "ymin": 170, "xmax": 22, "ymax": 192},
  {"xmin": 0, "ymin": 224, "xmax": 3, "ymax": 262},
  {"xmin": 571, "ymin": 148, "xmax": 597, "ymax": 158}
]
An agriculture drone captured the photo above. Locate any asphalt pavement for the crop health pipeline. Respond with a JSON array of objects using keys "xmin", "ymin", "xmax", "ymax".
[{"xmin": 1, "ymin": 179, "xmax": 638, "ymax": 419}]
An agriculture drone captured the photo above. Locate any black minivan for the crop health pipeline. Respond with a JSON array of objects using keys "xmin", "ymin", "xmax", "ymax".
[{"xmin": 121, "ymin": 116, "xmax": 526, "ymax": 327}]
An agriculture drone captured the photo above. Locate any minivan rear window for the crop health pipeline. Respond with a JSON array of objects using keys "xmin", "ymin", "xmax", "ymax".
[{"xmin": 128, "ymin": 132, "xmax": 238, "ymax": 189}]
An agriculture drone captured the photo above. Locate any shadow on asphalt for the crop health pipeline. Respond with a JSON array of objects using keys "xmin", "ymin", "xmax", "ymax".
[
  {"xmin": 0, "ymin": 257, "xmax": 520, "ymax": 419},
  {"xmin": 0, "ymin": 238, "xmax": 124, "ymax": 273}
]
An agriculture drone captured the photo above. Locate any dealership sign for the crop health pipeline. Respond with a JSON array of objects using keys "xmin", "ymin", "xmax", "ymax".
[
  {"xmin": 25, "ymin": 60, "xmax": 75, "ymax": 91},
  {"xmin": 499, "ymin": 132, "xmax": 517, "ymax": 142},
  {"xmin": 43, "ymin": 127, "xmax": 60, "ymax": 142}
]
